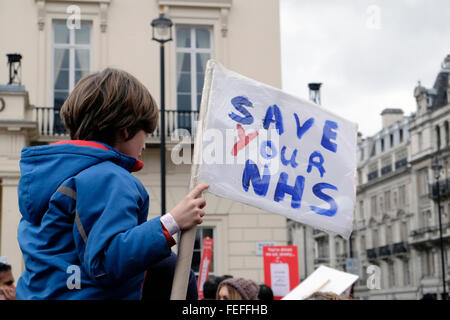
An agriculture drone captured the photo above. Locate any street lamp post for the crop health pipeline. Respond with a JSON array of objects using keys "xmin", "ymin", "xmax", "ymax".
[
  {"xmin": 431, "ymin": 157, "xmax": 447, "ymax": 300},
  {"xmin": 151, "ymin": 10, "xmax": 173, "ymax": 216}
]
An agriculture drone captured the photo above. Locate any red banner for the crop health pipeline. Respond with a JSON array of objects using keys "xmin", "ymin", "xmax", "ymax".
[
  {"xmin": 197, "ymin": 237, "xmax": 213, "ymax": 299},
  {"xmin": 263, "ymin": 245, "xmax": 299, "ymax": 300}
]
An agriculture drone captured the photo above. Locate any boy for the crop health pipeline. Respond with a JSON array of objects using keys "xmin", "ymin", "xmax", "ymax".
[{"xmin": 16, "ymin": 68, "xmax": 208, "ymax": 299}]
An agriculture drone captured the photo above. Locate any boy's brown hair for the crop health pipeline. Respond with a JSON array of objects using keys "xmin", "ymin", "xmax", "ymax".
[{"xmin": 60, "ymin": 68, "xmax": 158, "ymax": 146}]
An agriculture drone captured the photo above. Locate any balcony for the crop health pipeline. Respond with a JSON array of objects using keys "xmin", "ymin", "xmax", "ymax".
[
  {"xmin": 428, "ymin": 179, "xmax": 450, "ymax": 200},
  {"xmin": 392, "ymin": 242, "xmax": 409, "ymax": 255},
  {"xmin": 34, "ymin": 106, "xmax": 199, "ymax": 144},
  {"xmin": 410, "ymin": 222, "xmax": 450, "ymax": 247},
  {"xmin": 366, "ymin": 248, "xmax": 377, "ymax": 260},
  {"xmin": 378, "ymin": 245, "xmax": 391, "ymax": 258}
]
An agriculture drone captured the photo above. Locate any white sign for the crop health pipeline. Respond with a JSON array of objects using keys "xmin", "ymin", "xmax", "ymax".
[
  {"xmin": 270, "ymin": 263, "xmax": 290, "ymax": 297},
  {"xmin": 192, "ymin": 60, "xmax": 357, "ymax": 239},
  {"xmin": 282, "ymin": 265, "xmax": 358, "ymax": 300}
]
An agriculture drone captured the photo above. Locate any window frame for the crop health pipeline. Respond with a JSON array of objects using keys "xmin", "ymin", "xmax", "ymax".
[
  {"xmin": 190, "ymin": 226, "xmax": 216, "ymax": 278},
  {"xmin": 52, "ymin": 20, "xmax": 92, "ymax": 107},
  {"xmin": 174, "ymin": 25, "xmax": 214, "ymax": 112}
]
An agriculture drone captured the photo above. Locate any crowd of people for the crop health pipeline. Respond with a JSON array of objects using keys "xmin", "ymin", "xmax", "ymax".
[{"xmin": 201, "ymin": 275, "xmax": 274, "ymax": 301}]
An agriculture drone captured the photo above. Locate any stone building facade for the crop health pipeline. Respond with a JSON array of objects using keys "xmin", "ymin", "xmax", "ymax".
[{"xmin": 0, "ymin": 0, "xmax": 286, "ymax": 284}]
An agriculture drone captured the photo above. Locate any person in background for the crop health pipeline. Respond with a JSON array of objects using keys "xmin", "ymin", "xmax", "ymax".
[
  {"xmin": 0, "ymin": 262, "xmax": 17, "ymax": 300},
  {"xmin": 141, "ymin": 252, "xmax": 198, "ymax": 300},
  {"xmin": 202, "ymin": 276, "xmax": 224, "ymax": 300},
  {"xmin": 216, "ymin": 277, "xmax": 259, "ymax": 300},
  {"xmin": 258, "ymin": 284, "xmax": 274, "ymax": 301}
]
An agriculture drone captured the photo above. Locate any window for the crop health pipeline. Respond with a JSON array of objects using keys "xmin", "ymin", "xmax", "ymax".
[
  {"xmin": 390, "ymin": 134, "xmax": 394, "ymax": 148},
  {"xmin": 399, "ymin": 128, "xmax": 404, "ymax": 143},
  {"xmin": 371, "ymin": 196, "xmax": 377, "ymax": 217},
  {"xmin": 403, "ymin": 260, "xmax": 410, "ymax": 286},
  {"xmin": 436, "ymin": 125, "xmax": 441, "ymax": 150},
  {"xmin": 393, "ymin": 191, "xmax": 398, "ymax": 208},
  {"xmin": 381, "ymin": 138, "xmax": 385, "ymax": 152},
  {"xmin": 317, "ymin": 237, "xmax": 329, "ymax": 259},
  {"xmin": 401, "ymin": 221, "xmax": 408, "ymax": 241},
  {"xmin": 359, "ymin": 200, "xmax": 364, "ymax": 220},
  {"xmin": 360, "ymin": 235, "xmax": 366, "ymax": 252},
  {"xmin": 384, "ymin": 191, "xmax": 391, "ymax": 211},
  {"xmin": 175, "ymin": 26, "xmax": 212, "ymax": 133},
  {"xmin": 422, "ymin": 251, "xmax": 435, "ymax": 277},
  {"xmin": 191, "ymin": 226, "xmax": 215, "ymax": 276},
  {"xmin": 381, "ymin": 156, "xmax": 392, "ymax": 175},
  {"xmin": 395, "ymin": 149, "xmax": 408, "ymax": 170},
  {"xmin": 386, "ymin": 225, "xmax": 393, "ymax": 244},
  {"xmin": 53, "ymin": 21, "xmax": 91, "ymax": 134},
  {"xmin": 368, "ymin": 163, "xmax": 378, "ymax": 181},
  {"xmin": 417, "ymin": 168, "xmax": 429, "ymax": 196},
  {"xmin": 388, "ymin": 262, "xmax": 395, "ymax": 287},
  {"xmin": 445, "ymin": 121, "xmax": 449, "ymax": 146},
  {"xmin": 420, "ymin": 210, "xmax": 430, "ymax": 228},
  {"xmin": 372, "ymin": 229, "xmax": 378, "ymax": 248},
  {"xmin": 399, "ymin": 185, "xmax": 407, "ymax": 206},
  {"xmin": 418, "ymin": 132, "xmax": 423, "ymax": 151}
]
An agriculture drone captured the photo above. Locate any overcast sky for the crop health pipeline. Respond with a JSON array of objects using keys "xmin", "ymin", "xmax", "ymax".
[{"xmin": 280, "ymin": 0, "xmax": 450, "ymax": 137}]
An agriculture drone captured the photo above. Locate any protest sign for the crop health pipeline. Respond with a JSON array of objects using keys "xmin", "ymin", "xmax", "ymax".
[
  {"xmin": 197, "ymin": 237, "xmax": 213, "ymax": 299},
  {"xmin": 263, "ymin": 246, "xmax": 299, "ymax": 299},
  {"xmin": 282, "ymin": 265, "xmax": 358, "ymax": 300},
  {"xmin": 192, "ymin": 60, "xmax": 358, "ymax": 239}
]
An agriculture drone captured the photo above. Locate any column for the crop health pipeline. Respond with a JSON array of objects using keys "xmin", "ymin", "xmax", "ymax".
[{"xmin": 0, "ymin": 177, "xmax": 23, "ymax": 282}]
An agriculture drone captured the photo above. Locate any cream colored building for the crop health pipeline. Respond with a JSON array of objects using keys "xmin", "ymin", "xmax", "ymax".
[
  {"xmin": 309, "ymin": 55, "xmax": 450, "ymax": 300},
  {"xmin": 0, "ymin": 0, "xmax": 286, "ymax": 285}
]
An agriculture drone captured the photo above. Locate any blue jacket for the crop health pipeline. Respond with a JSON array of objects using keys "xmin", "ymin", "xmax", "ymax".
[{"xmin": 16, "ymin": 141, "xmax": 172, "ymax": 300}]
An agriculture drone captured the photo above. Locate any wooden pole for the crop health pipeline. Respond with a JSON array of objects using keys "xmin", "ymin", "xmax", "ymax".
[{"xmin": 170, "ymin": 60, "xmax": 215, "ymax": 300}]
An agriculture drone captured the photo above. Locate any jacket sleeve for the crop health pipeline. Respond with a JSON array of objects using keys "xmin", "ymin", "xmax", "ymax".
[{"xmin": 74, "ymin": 164, "xmax": 172, "ymax": 287}]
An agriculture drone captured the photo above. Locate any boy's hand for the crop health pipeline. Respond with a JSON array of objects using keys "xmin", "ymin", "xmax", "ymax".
[
  {"xmin": 170, "ymin": 183, "xmax": 209, "ymax": 231},
  {"xmin": 0, "ymin": 285, "xmax": 17, "ymax": 300}
]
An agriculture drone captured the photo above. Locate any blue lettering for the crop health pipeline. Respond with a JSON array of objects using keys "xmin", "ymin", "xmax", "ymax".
[
  {"xmin": 294, "ymin": 113, "xmax": 314, "ymax": 140},
  {"xmin": 260, "ymin": 140, "xmax": 277, "ymax": 160},
  {"xmin": 228, "ymin": 96, "xmax": 254, "ymax": 125},
  {"xmin": 280, "ymin": 146, "xmax": 298, "ymax": 168},
  {"xmin": 263, "ymin": 104, "xmax": 284, "ymax": 135},
  {"xmin": 321, "ymin": 120, "xmax": 338, "ymax": 153},
  {"xmin": 307, "ymin": 151, "xmax": 326, "ymax": 178},
  {"xmin": 274, "ymin": 172, "xmax": 305, "ymax": 209},
  {"xmin": 242, "ymin": 159, "xmax": 270, "ymax": 196},
  {"xmin": 310, "ymin": 183, "xmax": 338, "ymax": 217}
]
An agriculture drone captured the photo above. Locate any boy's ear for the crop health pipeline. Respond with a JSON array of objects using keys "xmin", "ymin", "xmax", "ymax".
[{"xmin": 116, "ymin": 128, "xmax": 129, "ymax": 142}]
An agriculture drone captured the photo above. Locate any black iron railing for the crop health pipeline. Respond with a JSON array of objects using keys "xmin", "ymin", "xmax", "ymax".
[
  {"xmin": 366, "ymin": 248, "xmax": 377, "ymax": 259},
  {"xmin": 392, "ymin": 242, "xmax": 409, "ymax": 255},
  {"xmin": 378, "ymin": 245, "xmax": 391, "ymax": 257},
  {"xmin": 34, "ymin": 106, "xmax": 199, "ymax": 139}
]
